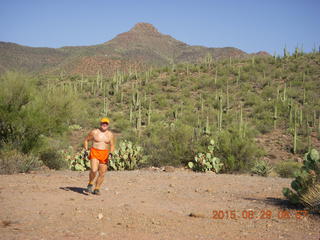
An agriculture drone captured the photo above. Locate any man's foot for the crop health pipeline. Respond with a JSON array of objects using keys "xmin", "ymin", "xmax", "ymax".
[
  {"xmin": 93, "ymin": 189, "xmax": 101, "ymax": 195},
  {"xmin": 86, "ymin": 184, "xmax": 93, "ymax": 193}
]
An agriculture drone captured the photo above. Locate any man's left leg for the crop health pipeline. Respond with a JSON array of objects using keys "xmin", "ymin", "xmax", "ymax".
[{"xmin": 94, "ymin": 163, "xmax": 108, "ymax": 195}]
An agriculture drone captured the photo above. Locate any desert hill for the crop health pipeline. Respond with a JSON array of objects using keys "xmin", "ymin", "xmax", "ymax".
[{"xmin": 0, "ymin": 23, "xmax": 266, "ymax": 76}]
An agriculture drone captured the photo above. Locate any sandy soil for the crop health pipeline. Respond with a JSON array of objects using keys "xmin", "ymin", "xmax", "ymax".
[{"xmin": 0, "ymin": 168, "xmax": 319, "ymax": 240}]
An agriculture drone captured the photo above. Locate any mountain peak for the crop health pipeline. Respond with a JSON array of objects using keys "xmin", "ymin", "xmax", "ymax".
[{"xmin": 129, "ymin": 22, "xmax": 159, "ymax": 34}]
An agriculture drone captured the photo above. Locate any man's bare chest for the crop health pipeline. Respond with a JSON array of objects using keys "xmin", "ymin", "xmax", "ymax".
[{"xmin": 93, "ymin": 131, "xmax": 111, "ymax": 143}]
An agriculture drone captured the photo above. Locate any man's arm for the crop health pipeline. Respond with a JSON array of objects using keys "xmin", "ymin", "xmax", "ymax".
[{"xmin": 84, "ymin": 130, "xmax": 94, "ymax": 150}]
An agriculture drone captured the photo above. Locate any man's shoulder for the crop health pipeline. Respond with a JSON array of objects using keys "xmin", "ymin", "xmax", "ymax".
[
  {"xmin": 91, "ymin": 128, "xmax": 99, "ymax": 134},
  {"xmin": 107, "ymin": 130, "xmax": 114, "ymax": 136}
]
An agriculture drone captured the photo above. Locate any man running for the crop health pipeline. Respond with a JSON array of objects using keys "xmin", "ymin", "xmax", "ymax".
[{"xmin": 83, "ymin": 117, "xmax": 115, "ymax": 195}]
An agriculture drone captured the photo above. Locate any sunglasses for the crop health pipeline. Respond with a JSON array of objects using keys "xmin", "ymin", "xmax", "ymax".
[{"xmin": 100, "ymin": 122, "xmax": 109, "ymax": 125}]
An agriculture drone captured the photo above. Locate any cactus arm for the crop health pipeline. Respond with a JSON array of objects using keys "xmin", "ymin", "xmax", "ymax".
[{"xmin": 110, "ymin": 132, "xmax": 116, "ymax": 153}]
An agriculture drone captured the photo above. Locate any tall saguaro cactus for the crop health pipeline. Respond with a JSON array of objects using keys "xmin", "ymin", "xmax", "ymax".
[
  {"xmin": 239, "ymin": 103, "xmax": 243, "ymax": 137},
  {"xmin": 237, "ymin": 66, "xmax": 241, "ymax": 85},
  {"xmin": 293, "ymin": 106, "xmax": 298, "ymax": 154},
  {"xmin": 136, "ymin": 104, "xmax": 142, "ymax": 138},
  {"xmin": 214, "ymin": 68, "xmax": 218, "ymax": 85},
  {"xmin": 273, "ymin": 101, "xmax": 278, "ymax": 129},
  {"xmin": 280, "ymin": 83, "xmax": 287, "ymax": 102},
  {"xmin": 147, "ymin": 98, "xmax": 152, "ymax": 126},
  {"xmin": 218, "ymin": 94, "xmax": 223, "ymax": 131}
]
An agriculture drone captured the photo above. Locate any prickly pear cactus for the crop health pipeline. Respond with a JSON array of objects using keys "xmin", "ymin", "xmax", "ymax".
[
  {"xmin": 188, "ymin": 139, "xmax": 223, "ymax": 173},
  {"xmin": 108, "ymin": 140, "xmax": 147, "ymax": 171},
  {"xmin": 67, "ymin": 149, "xmax": 90, "ymax": 171},
  {"xmin": 283, "ymin": 148, "xmax": 320, "ymax": 211}
]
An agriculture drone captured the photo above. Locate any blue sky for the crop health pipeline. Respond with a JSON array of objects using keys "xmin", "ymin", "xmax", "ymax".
[{"xmin": 0, "ymin": 0, "xmax": 319, "ymax": 54}]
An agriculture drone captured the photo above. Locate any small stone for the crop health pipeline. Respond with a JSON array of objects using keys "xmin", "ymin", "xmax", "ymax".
[{"xmin": 98, "ymin": 213, "xmax": 103, "ymax": 220}]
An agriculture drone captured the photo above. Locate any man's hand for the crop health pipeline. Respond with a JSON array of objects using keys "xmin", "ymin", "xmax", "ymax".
[{"xmin": 83, "ymin": 149, "xmax": 89, "ymax": 159}]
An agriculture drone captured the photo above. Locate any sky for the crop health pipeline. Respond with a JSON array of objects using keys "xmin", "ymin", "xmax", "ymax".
[{"xmin": 0, "ymin": 0, "xmax": 319, "ymax": 55}]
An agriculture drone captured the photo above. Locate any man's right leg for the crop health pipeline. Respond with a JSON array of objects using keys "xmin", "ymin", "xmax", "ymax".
[{"xmin": 87, "ymin": 158, "xmax": 99, "ymax": 192}]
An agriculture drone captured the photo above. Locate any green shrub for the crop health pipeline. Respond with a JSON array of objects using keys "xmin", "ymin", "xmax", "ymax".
[
  {"xmin": 275, "ymin": 160, "xmax": 302, "ymax": 178},
  {"xmin": 251, "ymin": 160, "xmax": 273, "ymax": 176},
  {"xmin": 39, "ymin": 146, "xmax": 69, "ymax": 170},
  {"xmin": 216, "ymin": 126, "xmax": 263, "ymax": 172},
  {"xmin": 142, "ymin": 122, "xmax": 194, "ymax": 167},
  {"xmin": 0, "ymin": 72, "xmax": 88, "ymax": 154}
]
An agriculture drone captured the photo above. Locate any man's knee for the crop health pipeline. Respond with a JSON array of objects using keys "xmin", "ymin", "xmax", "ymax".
[
  {"xmin": 90, "ymin": 169, "xmax": 98, "ymax": 174},
  {"xmin": 98, "ymin": 167, "xmax": 107, "ymax": 177},
  {"xmin": 98, "ymin": 170, "xmax": 106, "ymax": 177}
]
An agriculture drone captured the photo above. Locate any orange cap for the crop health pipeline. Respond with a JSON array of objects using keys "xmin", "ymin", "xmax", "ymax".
[{"xmin": 100, "ymin": 117, "xmax": 110, "ymax": 123}]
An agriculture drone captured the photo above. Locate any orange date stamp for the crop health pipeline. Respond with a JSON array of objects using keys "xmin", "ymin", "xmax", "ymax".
[{"xmin": 212, "ymin": 209, "xmax": 308, "ymax": 220}]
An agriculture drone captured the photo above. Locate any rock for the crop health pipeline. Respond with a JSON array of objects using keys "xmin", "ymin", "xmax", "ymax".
[
  {"xmin": 97, "ymin": 213, "xmax": 103, "ymax": 220},
  {"xmin": 188, "ymin": 212, "xmax": 205, "ymax": 218}
]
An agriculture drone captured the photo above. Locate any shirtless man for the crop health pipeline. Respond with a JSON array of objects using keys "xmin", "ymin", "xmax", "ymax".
[{"xmin": 83, "ymin": 118, "xmax": 115, "ymax": 195}]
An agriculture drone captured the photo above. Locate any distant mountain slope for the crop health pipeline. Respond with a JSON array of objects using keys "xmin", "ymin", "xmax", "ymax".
[
  {"xmin": 0, "ymin": 42, "xmax": 69, "ymax": 73},
  {"xmin": 0, "ymin": 23, "xmax": 268, "ymax": 76}
]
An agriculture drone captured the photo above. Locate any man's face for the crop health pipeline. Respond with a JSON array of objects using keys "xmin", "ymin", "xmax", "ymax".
[{"xmin": 100, "ymin": 122, "xmax": 109, "ymax": 131}]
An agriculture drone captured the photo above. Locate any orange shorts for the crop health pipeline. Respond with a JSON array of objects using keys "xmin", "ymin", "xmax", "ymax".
[{"xmin": 89, "ymin": 147, "xmax": 110, "ymax": 164}]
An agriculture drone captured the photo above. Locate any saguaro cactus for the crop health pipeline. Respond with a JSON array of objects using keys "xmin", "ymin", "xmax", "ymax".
[
  {"xmin": 293, "ymin": 106, "xmax": 298, "ymax": 154},
  {"xmin": 215, "ymin": 68, "xmax": 218, "ymax": 85},
  {"xmin": 273, "ymin": 101, "xmax": 278, "ymax": 129},
  {"xmin": 237, "ymin": 66, "xmax": 241, "ymax": 85},
  {"xmin": 239, "ymin": 103, "xmax": 243, "ymax": 136},
  {"xmin": 280, "ymin": 83, "xmax": 287, "ymax": 102},
  {"xmin": 218, "ymin": 94, "xmax": 223, "ymax": 131}
]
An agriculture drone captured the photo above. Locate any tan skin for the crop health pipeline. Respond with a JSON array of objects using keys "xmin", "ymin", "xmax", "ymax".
[{"xmin": 83, "ymin": 122, "xmax": 115, "ymax": 190}]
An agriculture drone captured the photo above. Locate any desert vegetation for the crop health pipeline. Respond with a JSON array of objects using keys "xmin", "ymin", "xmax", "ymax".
[{"xmin": 1, "ymin": 50, "xmax": 320, "ymax": 177}]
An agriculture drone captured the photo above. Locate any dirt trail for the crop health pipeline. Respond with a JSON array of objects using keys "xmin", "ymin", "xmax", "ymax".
[{"xmin": 0, "ymin": 169, "xmax": 319, "ymax": 240}]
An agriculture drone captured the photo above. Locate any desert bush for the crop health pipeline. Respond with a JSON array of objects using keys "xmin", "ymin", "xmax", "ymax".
[
  {"xmin": 275, "ymin": 160, "xmax": 302, "ymax": 178},
  {"xmin": 215, "ymin": 126, "xmax": 263, "ymax": 172},
  {"xmin": 0, "ymin": 144, "xmax": 42, "ymax": 174},
  {"xmin": 251, "ymin": 160, "xmax": 273, "ymax": 176},
  {"xmin": 39, "ymin": 147, "xmax": 69, "ymax": 170},
  {"xmin": 0, "ymin": 72, "xmax": 88, "ymax": 154},
  {"xmin": 142, "ymin": 122, "xmax": 194, "ymax": 167}
]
